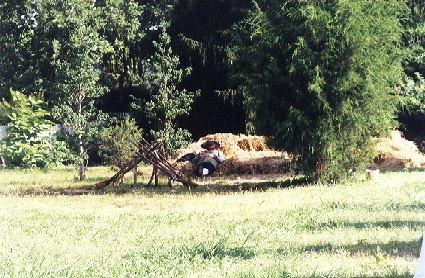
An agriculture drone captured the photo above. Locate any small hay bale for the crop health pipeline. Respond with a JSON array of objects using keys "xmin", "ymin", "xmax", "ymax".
[{"xmin": 369, "ymin": 130, "xmax": 425, "ymax": 170}]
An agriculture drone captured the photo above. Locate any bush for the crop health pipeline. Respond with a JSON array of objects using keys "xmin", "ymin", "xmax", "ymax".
[
  {"xmin": 98, "ymin": 116, "xmax": 143, "ymax": 168},
  {"xmin": 0, "ymin": 89, "xmax": 75, "ymax": 168}
]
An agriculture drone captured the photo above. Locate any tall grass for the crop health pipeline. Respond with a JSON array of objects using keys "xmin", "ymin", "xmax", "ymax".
[{"xmin": 0, "ymin": 167, "xmax": 423, "ymax": 277}]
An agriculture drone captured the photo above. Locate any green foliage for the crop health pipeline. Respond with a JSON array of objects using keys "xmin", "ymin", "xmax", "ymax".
[
  {"xmin": 403, "ymin": 0, "xmax": 425, "ymax": 73},
  {"xmin": 0, "ymin": 89, "xmax": 74, "ymax": 168},
  {"xmin": 43, "ymin": 0, "xmax": 113, "ymax": 179},
  {"xmin": 0, "ymin": 1, "xmax": 44, "ymax": 95},
  {"xmin": 98, "ymin": 117, "xmax": 143, "ymax": 168},
  {"xmin": 142, "ymin": 25, "xmax": 200, "ymax": 155},
  {"xmin": 400, "ymin": 0, "xmax": 425, "ymax": 119},
  {"xmin": 0, "ymin": 0, "xmax": 144, "ymax": 178},
  {"xmin": 400, "ymin": 72, "xmax": 425, "ymax": 111},
  {"xmin": 232, "ymin": 0, "xmax": 406, "ymax": 181},
  {"xmin": 97, "ymin": 0, "xmax": 145, "ymax": 87},
  {"xmin": 0, "ymin": 0, "xmax": 144, "ymax": 94}
]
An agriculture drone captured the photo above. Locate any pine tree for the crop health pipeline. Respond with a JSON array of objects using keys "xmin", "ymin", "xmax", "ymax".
[
  {"xmin": 143, "ymin": 24, "xmax": 199, "ymax": 156},
  {"xmin": 232, "ymin": 0, "xmax": 405, "ymax": 181}
]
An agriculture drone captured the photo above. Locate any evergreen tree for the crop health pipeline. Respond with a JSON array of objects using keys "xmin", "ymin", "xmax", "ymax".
[
  {"xmin": 142, "ymin": 24, "xmax": 199, "ymax": 156},
  {"xmin": 232, "ymin": 0, "xmax": 405, "ymax": 181}
]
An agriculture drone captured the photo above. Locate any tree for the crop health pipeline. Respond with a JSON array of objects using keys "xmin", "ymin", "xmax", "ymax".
[
  {"xmin": 97, "ymin": 0, "xmax": 145, "ymax": 88},
  {"xmin": 0, "ymin": 0, "xmax": 48, "ymax": 97},
  {"xmin": 142, "ymin": 25, "xmax": 199, "ymax": 156},
  {"xmin": 45, "ymin": 0, "xmax": 113, "ymax": 180},
  {"xmin": 232, "ymin": 0, "xmax": 405, "ymax": 181},
  {"xmin": 0, "ymin": 89, "xmax": 73, "ymax": 168},
  {"xmin": 402, "ymin": 0, "xmax": 425, "ymax": 80}
]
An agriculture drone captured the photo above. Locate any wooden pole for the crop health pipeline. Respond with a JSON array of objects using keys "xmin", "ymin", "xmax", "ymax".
[{"xmin": 154, "ymin": 166, "xmax": 159, "ymax": 187}]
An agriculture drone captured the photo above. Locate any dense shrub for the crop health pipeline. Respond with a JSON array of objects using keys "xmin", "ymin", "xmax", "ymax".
[
  {"xmin": 98, "ymin": 117, "xmax": 143, "ymax": 168},
  {"xmin": 0, "ymin": 89, "xmax": 75, "ymax": 168}
]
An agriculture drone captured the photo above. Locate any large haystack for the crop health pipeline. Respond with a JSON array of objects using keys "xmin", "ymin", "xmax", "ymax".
[{"xmin": 173, "ymin": 133, "xmax": 293, "ymax": 175}]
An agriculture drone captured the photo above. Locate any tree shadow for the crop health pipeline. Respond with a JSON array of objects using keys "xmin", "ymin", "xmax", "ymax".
[
  {"xmin": 6, "ymin": 185, "xmax": 109, "ymax": 196},
  {"xmin": 182, "ymin": 177, "xmax": 311, "ymax": 193},
  {"xmin": 302, "ymin": 274, "xmax": 413, "ymax": 278},
  {"xmin": 380, "ymin": 167, "xmax": 425, "ymax": 173},
  {"xmin": 301, "ymin": 238, "xmax": 422, "ymax": 258},
  {"xmin": 180, "ymin": 243, "xmax": 256, "ymax": 260},
  {"xmin": 347, "ymin": 220, "xmax": 425, "ymax": 230},
  {"xmin": 136, "ymin": 176, "xmax": 314, "ymax": 195},
  {"xmin": 312, "ymin": 220, "xmax": 425, "ymax": 231},
  {"xmin": 0, "ymin": 175, "xmax": 313, "ymax": 196}
]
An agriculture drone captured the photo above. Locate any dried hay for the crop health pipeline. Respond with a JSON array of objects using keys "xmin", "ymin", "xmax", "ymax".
[
  {"xmin": 172, "ymin": 131, "xmax": 425, "ymax": 176},
  {"xmin": 368, "ymin": 130, "xmax": 425, "ymax": 170},
  {"xmin": 173, "ymin": 133, "xmax": 293, "ymax": 175}
]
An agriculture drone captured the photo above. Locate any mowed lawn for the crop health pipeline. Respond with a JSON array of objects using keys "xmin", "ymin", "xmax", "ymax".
[{"xmin": 0, "ymin": 167, "xmax": 424, "ymax": 277}]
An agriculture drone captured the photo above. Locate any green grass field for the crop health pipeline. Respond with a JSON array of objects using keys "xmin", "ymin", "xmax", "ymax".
[{"xmin": 0, "ymin": 167, "xmax": 424, "ymax": 277}]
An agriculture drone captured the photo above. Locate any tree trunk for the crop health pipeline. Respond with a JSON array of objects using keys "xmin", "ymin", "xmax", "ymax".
[
  {"xmin": 78, "ymin": 93, "xmax": 85, "ymax": 181},
  {"xmin": 79, "ymin": 137, "xmax": 85, "ymax": 181},
  {"xmin": 154, "ymin": 166, "xmax": 159, "ymax": 186},
  {"xmin": 412, "ymin": 0, "xmax": 414, "ymax": 17}
]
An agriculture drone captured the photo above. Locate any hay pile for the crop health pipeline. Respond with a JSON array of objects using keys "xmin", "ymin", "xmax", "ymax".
[
  {"xmin": 173, "ymin": 133, "xmax": 293, "ymax": 175},
  {"xmin": 369, "ymin": 130, "xmax": 425, "ymax": 170},
  {"xmin": 172, "ymin": 131, "xmax": 425, "ymax": 176}
]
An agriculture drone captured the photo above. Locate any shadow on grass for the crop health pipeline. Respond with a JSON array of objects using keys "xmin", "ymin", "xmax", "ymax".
[
  {"xmin": 380, "ymin": 167, "xmax": 425, "ymax": 173},
  {"xmin": 0, "ymin": 176, "xmax": 314, "ymax": 196},
  {"xmin": 3, "ymin": 185, "xmax": 109, "ymax": 196},
  {"xmin": 301, "ymin": 238, "xmax": 422, "ymax": 258},
  {"xmin": 347, "ymin": 220, "xmax": 425, "ymax": 230},
  {"xmin": 200, "ymin": 176, "xmax": 313, "ymax": 192},
  {"xmin": 180, "ymin": 243, "xmax": 255, "ymax": 260},
  {"xmin": 303, "ymin": 274, "xmax": 413, "ymax": 278},
  {"xmin": 311, "ymin": 220, "xmax": 425, "ymax": 231}
]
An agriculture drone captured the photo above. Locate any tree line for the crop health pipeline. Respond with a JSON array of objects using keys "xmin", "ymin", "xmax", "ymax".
[{"xmin": 0, "ymin": 0, "xmax": 424, "ymax": 182}]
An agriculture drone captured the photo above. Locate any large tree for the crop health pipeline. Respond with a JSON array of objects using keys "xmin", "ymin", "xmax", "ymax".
[
  {"xmin": 48, "ymin": 0, "xmax": 112, "ymax": 180},
  {"xmin": 232, "ymin": 0, "xmax": 406, "ymax": 181},
  {"xmin": 0, "ymin": 0, "xmax": 48, "ymax": 97}
]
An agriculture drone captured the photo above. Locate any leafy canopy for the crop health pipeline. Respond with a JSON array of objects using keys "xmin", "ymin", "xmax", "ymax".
[{"xmin": 232, "ymin": 0, "xmax": 405, "ymax": 181}]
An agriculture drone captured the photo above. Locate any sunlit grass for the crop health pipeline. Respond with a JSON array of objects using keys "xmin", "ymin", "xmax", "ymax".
[
  {"xmin": 0, "ymin": 167, "xmax": 424, "ymax": 277},
  {"xmin": 0, "ymin": 166, "xmax": 112, "ymax": 191}
]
